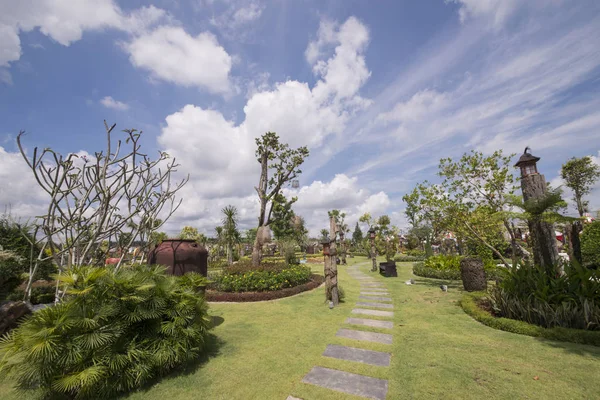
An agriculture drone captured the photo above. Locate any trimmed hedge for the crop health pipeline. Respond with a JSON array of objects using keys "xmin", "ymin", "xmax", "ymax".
[
  {"xmin": 212, "ymin": 264, "xmax": 312, "ymax": 292},
  {"xmin": 206, "ymin": 274, "xmax": 324, "ymax": 302},
  {"xmin": 394, "ymin": 255, "xmax": 426, "ymax": 262},
  {"xmin": 413, "ymin": 262, "xmax": 461, "ymax": 279},
  {"xmin": 460, "ymin": 292, "xmax": 600, "ymax": 347}
]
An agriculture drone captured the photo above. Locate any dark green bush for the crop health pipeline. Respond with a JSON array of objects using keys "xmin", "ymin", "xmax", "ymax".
[
  {"xmin": 490, "ymin": 262, "xmax": 600, "ymax": 330},
  {"xmin": 0, "ymin": 250, "xmax": 24, "ymax": 300},
  {"xmin": 406, "ymin": 249, "xmax": 426, "ymax": 257},
  {"xmin": 461, "ymin": 292, "xmax": 600, "ymax": 346},
  {"xmin": 214, "ymin": 264, "xmax": 311, "ymax": 292},
  {"xmin": 7, "ymin": 283, "xmax": 55, "ymax": 305},
  {"xmin": 0, "ymin": 265, "xmax": 211, "ymax": 399},
  {"xmin": 582, "ymin": 221, "xmax": 600, "ymax": 268}
]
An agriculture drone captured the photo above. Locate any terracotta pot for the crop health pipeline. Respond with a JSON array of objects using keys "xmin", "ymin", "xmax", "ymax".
[{"xmin": 148, "ymin": 239, "xmax": 208, "ymax": 277}]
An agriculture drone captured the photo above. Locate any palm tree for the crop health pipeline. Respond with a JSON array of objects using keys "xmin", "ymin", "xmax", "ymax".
[{"xmin": 222, "ymin": 205, "xmax": 240, "ymax": 265}]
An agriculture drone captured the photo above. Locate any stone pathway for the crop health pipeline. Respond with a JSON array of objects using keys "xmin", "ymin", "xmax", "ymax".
[{"xmin": 293, "ymin": 263, "xmax": 394, "ymax": 399}]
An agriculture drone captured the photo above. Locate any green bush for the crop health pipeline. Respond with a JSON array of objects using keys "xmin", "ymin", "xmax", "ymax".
[
  {"xmin": 582, "ymin": 221, "xmax": 600, "ymax": 268},
  {"xmin": 0, "ymin": 265, "xmax": 211, "ymax": 399},
  {"xmin": 394, "ymin": 254, "xmax": 426, "ymax": 262},
  {"xmin": 213, "ymin": 264, "xmax": 312, "ymax": 292},
  {"xmin": 0, "ymin": 250, "xmax": 24, "ymax": 300},
  {"xmin": 461, "ymin": 292, "xmax": 600, "ymax": 346},
  {"xmin": 490, "ymin": 262, "xmax": 600, "ymax": 330},
  {"xmin": 7, "ymin": 283, "xmax": 56, "ymax": 305},
  {"xmin": 413, "ymin": 262, "xmax": 461, "ymax": 279},
  {"xmin": 406, "ymin": 249, "xmax": 426, "ymax": 257},
  {"xmin": 424, "ymin": 254, "xmax": 461, "ymax": 270}
]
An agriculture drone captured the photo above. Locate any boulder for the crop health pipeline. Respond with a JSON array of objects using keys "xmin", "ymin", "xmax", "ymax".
[{"xmin": 0, "ymin": 301, "xmax": 32, "ymax": 335}]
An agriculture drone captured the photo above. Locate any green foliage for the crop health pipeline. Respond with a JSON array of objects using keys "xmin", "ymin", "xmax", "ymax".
[
  {"xmin": 352, "ymin": 223, "xmax": 363, "ymax": 245},
  {"xmin": 0, "ymin": 265, "xmax": 211, "ymax": 399},
  {"xmin": 319, "ymin": 229, "xmax": 329, "ymax": 240},
  {"xmin": 0, "ymin": 215, "xmax": 56, "ymax": 287},
  {"xmin": 7, "ymin": 284, "xmax": 55, "ymax": 305},
  {"xmin": 394, "ymin": 254, "xmax": 426, "ymax": 262},
  {"xmin": 490, "ymin": 261, "xmax": 600, "ymax": 330},
  {"xmin": 413, "ymin": 262, "xmax": 461, "ymax": 280},
  {"xmin": 179, "ymin": 226, "xmax": 207, "ymax": 244},
  {"xmin": 581, "ymin": 221, "xmax": 600, "ymax": 268},
  {"xmin": 0, "ymin": 250, "xmax": 25, "ymax": 300},
  {"xmin": 424, "ymin": 255, "xmax": 462, "ymax": 271},
  {"xmin": 461, "ymin": 292, "xmax": 600, "ymax": 347},
  {"xmin": 406, "ymin": 249, "xmax": 426, "ymax": 257},
  {"xmin": 561, "ymin": 156, "xmax": 600, "ymax": 216},
  {"xmin": 279, "ymin": 240, "xmax": 299, "ymax": 265},
  {"xmin": 213, "ymin": 264, "xmax": 311, "ymax": 292}
]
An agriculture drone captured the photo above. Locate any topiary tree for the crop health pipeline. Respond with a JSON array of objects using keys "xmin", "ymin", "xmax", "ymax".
[{"xmin": 581, "ymin": 221, "xmax": 600, "ymax": 269}]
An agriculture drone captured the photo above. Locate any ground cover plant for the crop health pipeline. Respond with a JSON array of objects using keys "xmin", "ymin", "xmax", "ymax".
[
  {"xmin": 490, "ymin": 261, "xmax": 600, "ymax": 330},
  {"xmin": 212, "ymin": 263, "xmax": 312, "ymax": 292},
  {"xmin": 0, "ymin": 265, "xmax": 210, "ymax": 399}
]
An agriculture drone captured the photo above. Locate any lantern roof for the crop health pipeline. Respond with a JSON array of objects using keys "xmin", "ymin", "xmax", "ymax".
[{"xmin": 514, "ymin": 147, "xmax": 540, "ymax": 168}]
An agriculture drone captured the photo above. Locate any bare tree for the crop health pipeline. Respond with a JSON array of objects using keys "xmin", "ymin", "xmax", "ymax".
[{"xmin": 16, "ymin": 121, "xmax": 187, "ymax": 301}]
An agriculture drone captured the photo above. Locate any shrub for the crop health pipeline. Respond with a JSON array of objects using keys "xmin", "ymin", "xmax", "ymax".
[
  {"xmin": 0, "ymin": 250, "xmax": 24, "ymax": 300},
  {"xmin": 490, "ymin": 262, "xmax": 600, "ymax": 330},
  {"xmin": 582, "ymin": 221, "xmax": 600, "ymax": 268},
  {"xmin": 394, "ymin": 254, "xmax": 426, "ymax": 262},
  {"xmin": 461, "ymin": 292, "xmax": 600, "ymax": 346},
  {"xmin": 213, "ymin": 264, "xmax": 312, "ymax": 292},
  {"xmin": 7, "ymin": 282, "xmax": 55, "ymax": 305},
  {"xmin": 207, "ymin": 274, "xmax": 324, "ymax": 302},
  {"xmin": 0, "ymin": 265, "xmax": 211, "ymax": 399},
  {"xmin": 406, "ymin": 249, "xmax": 426, "ymax": 257},
  {"xmin": 424, "ymin": 254, "xmax": 461, "ymax": 271},
  {"xmin": 413, "ymin": 262, "xmax": 461, "ymax": 279}
]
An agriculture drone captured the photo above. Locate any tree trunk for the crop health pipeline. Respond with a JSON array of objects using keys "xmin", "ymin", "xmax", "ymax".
[
  {"xmin": 326, "ymin": 216, "xmax": 339, "ymax": 305},
  {"xmin": 227, "ymin": 245, "xmax": 233, "ymax": 265},
  {"xmin": 565, "ymin": 222, "xmax": 582, "ymax": 265},
  {"xmin": 252, "ymin": 235, "xmax": 262, "ymax": 267}
]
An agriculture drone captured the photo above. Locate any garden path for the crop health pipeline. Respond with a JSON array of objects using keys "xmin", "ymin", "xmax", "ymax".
[{"xmin": 290, "ymin": 263, "xmax": 394, "ymax": 400}]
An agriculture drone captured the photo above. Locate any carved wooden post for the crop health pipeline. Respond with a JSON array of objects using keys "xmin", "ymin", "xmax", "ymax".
[
  {"xmin": 329, "ymin": 216, "xmax": 339, "ymax": 305},
  {"xmin": 515, "ymin": 149, "xmax": 559, "ymax": 272},
  {"xmin": 369, "ymin": 228, "xmax": 377, "ymax": 272}
]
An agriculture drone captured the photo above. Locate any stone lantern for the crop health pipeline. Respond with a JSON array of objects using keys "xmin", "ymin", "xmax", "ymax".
[{"xmin": 514, "ymin": 147, "xmax": 559, "ymax": 270}]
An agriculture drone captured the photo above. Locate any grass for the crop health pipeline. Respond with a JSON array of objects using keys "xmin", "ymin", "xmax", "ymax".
[{"xmin": 1, "ymin": 258, "xmax": 599, "ymax": 399}]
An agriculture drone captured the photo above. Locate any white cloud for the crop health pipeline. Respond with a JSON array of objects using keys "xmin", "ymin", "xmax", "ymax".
[
  {"xmin": 210, "ymin": 1, "xmax": 264, "ymax": 29},
  {"xmin": 100, "ymin": 96, "xmax": 129, "ymax": 111},
  {"xmin": 0, "ymin": 1, "xmax": 166, "ymax": 67},
  {"xmin": 447, "ymin": 0, "xmax": 520, "ymax": 27},
  {"xmin": 281, "ymin": 174, "xmax": 390, "ymax": 236},
  {"xmin": 124, "ymin": 26, "xmax": 233, "ymax": 94}
]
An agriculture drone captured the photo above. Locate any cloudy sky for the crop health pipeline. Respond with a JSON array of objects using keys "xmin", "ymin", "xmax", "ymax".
[{"xmin": 1, "ymin": 0, "xmax": 599, "ymax": 237}]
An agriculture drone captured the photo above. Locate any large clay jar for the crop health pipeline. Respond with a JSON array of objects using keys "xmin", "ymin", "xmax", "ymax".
[{"xmin": 148, "ymin": 239, "xmax": 208, "ymax": 277}]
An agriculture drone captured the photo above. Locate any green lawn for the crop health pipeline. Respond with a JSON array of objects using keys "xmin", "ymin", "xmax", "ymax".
[{"xmin": 1, "ymin": 257, "xmax": 599, "ymax": 399}]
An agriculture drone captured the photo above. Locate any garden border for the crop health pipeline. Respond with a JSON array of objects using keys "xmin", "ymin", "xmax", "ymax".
[
  {"xmin": 206, "ymin": 274, "xmax": 325, "ymax": 302},
  {"xmin": 460, "ymin": 291, "xmax": 600, "ymax": 347}
]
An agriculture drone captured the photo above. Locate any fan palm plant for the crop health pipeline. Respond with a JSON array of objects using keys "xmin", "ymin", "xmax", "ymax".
[{"xmin": 0, "ymin": 265, "xmax": 210, "ymax": 399}]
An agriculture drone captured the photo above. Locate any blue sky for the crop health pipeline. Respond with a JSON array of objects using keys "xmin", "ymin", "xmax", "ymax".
[{"xmin": 1, "ymin": 0, "xmax": 600, "ymax": 236}]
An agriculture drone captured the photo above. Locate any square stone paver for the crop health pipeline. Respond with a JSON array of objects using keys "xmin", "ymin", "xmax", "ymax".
[
  {"xmin": 359, "ymin": 295, "xmax": 392, "ymax": 302},
  {"xmin": 351, "ymin": 308, "xmax": 394, "ymax": 317},
  {"xmin": 336, "ymin": 328, "xmax": 393, "ymax": 344},
  {"xmin": 323, "ymin": 344, "xmax": 391, "ymax": 366},
  {"xmin": 302, "ymin": 366, "xmax": 388, "ymax": 400},
  {"xmin": 360, "ymin": 291, "xmax": 389, "ymax": 296},
  {"xmin": 356, "ymin": 302, "xmax": 394, "ymax": 309},
  {"xmin": 345, "ymin": 317, "xmax": 394, "ymax": 329}
]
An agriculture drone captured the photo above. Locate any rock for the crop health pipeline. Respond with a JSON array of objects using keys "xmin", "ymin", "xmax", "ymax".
[
  {"xmin": 0, "ymin": 301, "xmax": 32, "ymax": 335},
  {"xmin": 440, "ymin": 285, "xmax": 448, "ymax": 292}
]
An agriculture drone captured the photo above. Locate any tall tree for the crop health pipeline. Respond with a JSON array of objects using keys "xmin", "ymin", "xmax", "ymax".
[
  {"xmin": 252, "ymin": 132, "xmax": 309, "ymax": 266},
  {"xmin": 561, "ymin": 156, "xmax": 600, "ymax": 217},
  {"xmin": 439, "ymin": 150, "xmax": 519, "ymax": 266},
  {"xmin": 222, "ymin": 205, "xmax": 240, "ymax": 265},
  {"xmin": 352, "ymin": 222, "xmax": 363, "ymax": 245}
]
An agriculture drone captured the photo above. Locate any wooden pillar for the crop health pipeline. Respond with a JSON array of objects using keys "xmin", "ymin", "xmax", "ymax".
[{"xmin": 328, "ymin": 216, "xmax": 339, "ymax": 305}]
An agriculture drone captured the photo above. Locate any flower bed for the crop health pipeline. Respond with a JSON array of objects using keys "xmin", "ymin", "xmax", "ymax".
[{"xmin": 206, "ymin": 274, "xmax": 324, "ymax": 302}]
